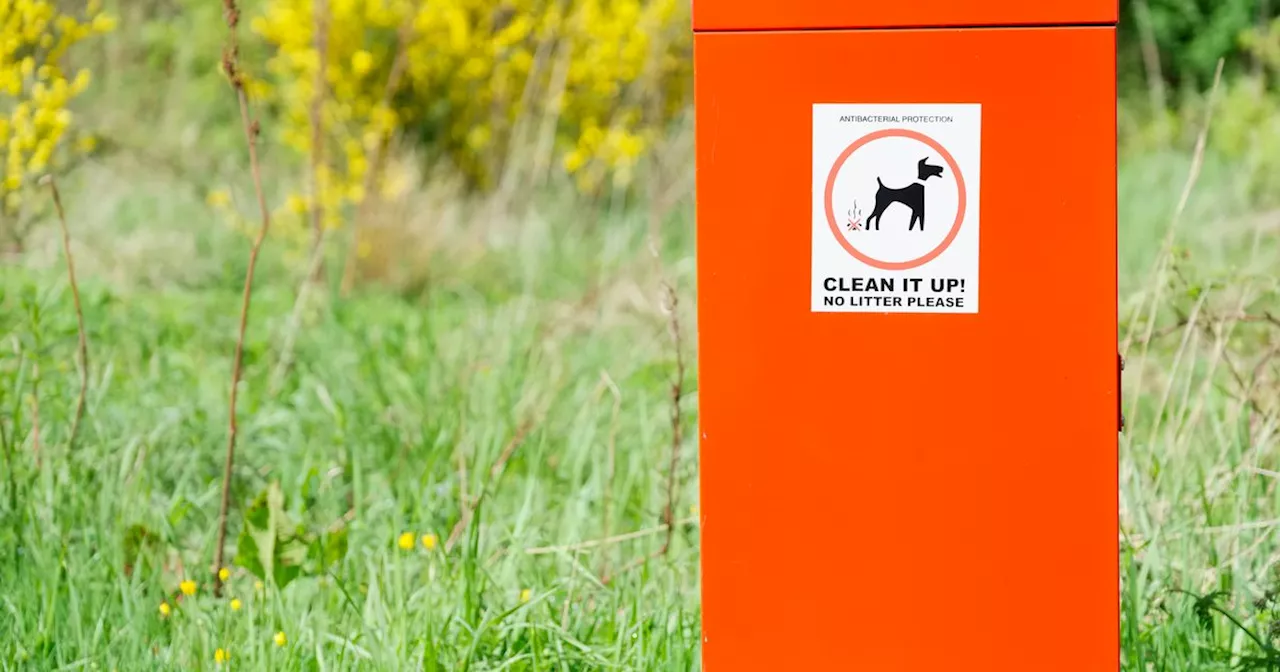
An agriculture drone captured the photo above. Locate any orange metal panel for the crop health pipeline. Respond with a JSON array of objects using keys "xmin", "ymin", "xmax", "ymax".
[
  {"xmin": 695, "ymin": 26, "xmax": 1117, "ymax": 670},
  {"xmin": 693, "ymin": 0, "xmax": 1117, "ymax": 31}
]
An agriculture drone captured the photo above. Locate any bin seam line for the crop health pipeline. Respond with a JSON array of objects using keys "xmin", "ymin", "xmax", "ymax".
[{"xmin": 693, "ymin": 21, "xmax": 1117, "ymax": 34}]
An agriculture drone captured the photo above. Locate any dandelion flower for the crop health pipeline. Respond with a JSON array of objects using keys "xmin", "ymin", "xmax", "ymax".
[
  {"xmin": 520, "ymin": 588, "xmax": 532, "ymax": 603},
  {"xmin": 229, "ymin": 598, "xmax": 242, "ymax": 612},
  {"xmin": 158, "ymin": 602, "xmax": 171, "ymax": 617},
  {"xmin": 420, "ymin": 533, "xmax": 437, "ymax": 551},
  {"xmin": 214, "ymin": 647, "xmax": 228, "ymax": 664},
  {"xmin": 398, "ymin": 532, "xmax": 415, "ymax": 550},
  {"xmin": 274, "ymin": 631, "xmax": 287, "ymax": 647},
  {"xmin": 218, "ymin": 567, "xmax": 231, "ymax": 582},
  {"xmin": 180, "ymin": 580, "xmax": 197, "ymax": 596}
]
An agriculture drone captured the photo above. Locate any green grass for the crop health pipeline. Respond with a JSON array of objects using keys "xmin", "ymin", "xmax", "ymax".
[
  {"xmin": 6, "ymin": 143, "xmax": 1279, "ymax": 670},
  {"xmin": 1117, "ymin": 148, "xmax": 1280, "ymax": 670},
  {"xmin": 0, "ymin": 160, "xmax": 701, "ymax": 668},
  {"xmin": 4, "ymin": 140, "xmax": 1280, "ymax": 671}
]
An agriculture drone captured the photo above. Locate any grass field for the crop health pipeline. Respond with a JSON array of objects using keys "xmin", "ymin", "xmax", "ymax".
[
  {"xmin": 2, "ymin": 140, "xmax": 704, "ymax": 668},
  {"xmin": 1, "ymin": 137, "xmax": 1277, "ymax": 671},
  {"xmin": 3, "ymin": 6, "xmax": 1280, "ymax": 670},
  {"xmin": 1119, "ymin": 145, "xmax": 1280, "ymax": 670}
]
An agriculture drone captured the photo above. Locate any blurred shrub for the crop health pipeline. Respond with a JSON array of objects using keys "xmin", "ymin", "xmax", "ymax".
[
  {"xmin": 1206, "ymin": 18, "xmax": 1280, "ymax": 207},
  {"xmin": 1116, "ymin": 0, "xmax": 1280, "ymax": 211},
  {"xmin": 0, "ymin": 0, "xmax": 114, "ymax": 244},
  {"xmin": 251, "ymin": 0, "xmax": 691, "ymax": 242},
  {"xmin": 1118, "ymin": 0, "xmax": 1267, "ymax": 97}
]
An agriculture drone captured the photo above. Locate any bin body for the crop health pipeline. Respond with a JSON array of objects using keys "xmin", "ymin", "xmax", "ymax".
[{"xmin": 694, "ymin": 3, "xmax": 1118, "ymax": 670}]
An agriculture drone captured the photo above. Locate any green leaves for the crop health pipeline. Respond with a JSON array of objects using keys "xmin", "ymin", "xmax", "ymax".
[
  {"xmin": 235, "ymin": 482, "xmax": 306, "ymax": 590},
  {"xmin": 235, "ymin": 480, "xmax": 350, "ymax": 591}
]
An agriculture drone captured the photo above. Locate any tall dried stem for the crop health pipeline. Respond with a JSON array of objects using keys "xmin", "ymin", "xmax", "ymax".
[
  {"xmin": 45, "ymin": 176, "xmax": 89, "ymax": 452},
  {"xmin": 213, "ymin": 0, "xmax": 273, "ymax": 597},
  {"xmin": 659, "ymin": 283, "xmax": 684, "ymax": 556},
  {"xmin": 1123, "ymin": 59, "xmax": 1224, "ymax": 429}
]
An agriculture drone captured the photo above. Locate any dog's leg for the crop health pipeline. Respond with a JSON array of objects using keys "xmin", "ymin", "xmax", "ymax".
[{"xmin": 867, "ymin": 203, "xmax": 886, "ymax": 231}]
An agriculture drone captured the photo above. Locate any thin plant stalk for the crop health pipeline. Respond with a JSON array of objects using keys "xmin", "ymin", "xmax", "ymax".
[
  {"xmin": 214, "ymin": 0, "xmax": 273, "ymax": 598},
  {"xmin": 45, "ymin": 176, "xmax": 89, "ymax": 452},
  {"xmin": 659, "ymin": 282, "xmax": 684, "ymax": 556},
  {"xmin": 1123, "ymin": 58, "xmax": 1224, "ymax": 430}
]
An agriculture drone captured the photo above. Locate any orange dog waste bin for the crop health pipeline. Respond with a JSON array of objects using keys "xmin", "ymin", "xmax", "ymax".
[{"xmin": 694, "ymin": 1, "xmax": 1119, "ymax": 669}]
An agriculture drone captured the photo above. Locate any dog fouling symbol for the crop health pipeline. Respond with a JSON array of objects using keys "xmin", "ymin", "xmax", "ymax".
[
  {"xmin": 814, "ymin": 106, "xmax": 980, "ymax": 313},
  {"xmin": 865, "ymin": 157, "xmax": 944, "ymax": 232},
  {"xmin": 846, "ymin": 201, "xmax": 863, "ymax": 231},
  {"xmin": 820, "ymin": 125, "xmax": 969, "ymax": 273}
]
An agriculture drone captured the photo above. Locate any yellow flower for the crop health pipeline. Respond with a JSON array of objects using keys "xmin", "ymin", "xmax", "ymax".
[
  {"xmin": 286, "ymin": 193, "xmax": 308, "ymax": 214},
  {"xmin": 274, "ymin": 631, "xmax": 287, "ymax": 647},
  {"xmin": 254, "ymin": 580, "xmax": 264, "ymax": 592},
  {"xmin": 252, "ymin": 0, "xmax": 691, "ymax": 203},
  {"xmin": 158, "ymin": 602, "xmax": 171, "ymax": 617},
  {"xmin": 180, "ymin": 580, "xmax": 197, "ymax": 596},
  {"xmin": 218, "ymin": 567, "xmax": 231, "ymax": 582},
  {"xmin": 347, "ymin": 183, "xmax": 365, "ymax": 204},
  {"xmin": 229, "ymin": 598, "xmax": 242, "ymax": 612},
  {"xmin": 420, "ymin": 534, "xmax": 437, "ymax": 551},
  {"xmin": 91, "ymin": 14, "xmax": 118, "ymax": 33},
  {"xmin": 520, "ymin": 588, "xmax": 532, "ymax": 603},
  {"xmin": 207, "ymin": 189, "xmax": 231, "ymax": 208},
  {"xmin": 70, "ymin": 70, "xmax": 92, "ymax": 95},
  {"xmin": 214, "ymin": 648, "xmax": 229, "ymax": 664},
  {"xmin": 562, "ymin": 150, "xmax": 585, "ymax": 173},
  {"xmin": 352, "ymin": 50, "xmax": 374, "ymax": 77},
  {"xmin": 76, "ymin": 135, "xmax": 98, "ymax": 153},
  {"xmin": 398, "ymin": 532, "xmax": 415, "ymax": 550}
]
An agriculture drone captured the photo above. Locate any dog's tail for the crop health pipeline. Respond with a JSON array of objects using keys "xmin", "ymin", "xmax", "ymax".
[{"xmin": 876, "ymin": 177, "xmax": 884, "ymax": 187}]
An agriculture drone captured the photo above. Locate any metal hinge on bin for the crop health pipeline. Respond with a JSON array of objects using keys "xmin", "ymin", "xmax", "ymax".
[{"xmin": 1118, "ymin": 354, "xmax": 1125, "ymax": 433}]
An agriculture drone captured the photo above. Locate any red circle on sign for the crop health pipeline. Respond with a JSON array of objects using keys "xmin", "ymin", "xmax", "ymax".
[{"xmin": 823, "ymin": 129, "xmax": 967, "ymax": 271}]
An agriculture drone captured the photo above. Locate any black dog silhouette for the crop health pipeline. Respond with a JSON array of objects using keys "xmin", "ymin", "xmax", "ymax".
[{"xmin": 865, "ymin": 157, "xmax": 944, "ymax": 232}]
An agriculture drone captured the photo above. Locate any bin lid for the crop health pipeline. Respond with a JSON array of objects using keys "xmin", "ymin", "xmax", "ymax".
[{"xmin": 693, "ymin": 0, "xmax": 1117, "ymax": 31}]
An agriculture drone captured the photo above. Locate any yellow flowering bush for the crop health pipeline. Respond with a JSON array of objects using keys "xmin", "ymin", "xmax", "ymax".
[
  {"xmin": 0, "ymin": 0, "xmax": 114, "ymax": 218},
  {"xmin": 252, "ymin": 0, "xmax": 691, "ymax": 236}
]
